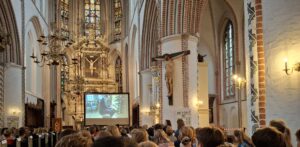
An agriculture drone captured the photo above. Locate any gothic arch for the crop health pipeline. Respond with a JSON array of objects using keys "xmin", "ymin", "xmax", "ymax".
[
  {"xmin": 0, "ymin": 0, "xmax": 21, "ymax": 64},
  {"xmin": 24, "ymin": 16, "xmax": 45, "ymax": 97},
  {"xmin": 141, "ymin": 0, "xmax": 159, "ymax": 71},
  {"xmin": 161, "ymin": 0, "xmax": 209, "ymax": 36}
]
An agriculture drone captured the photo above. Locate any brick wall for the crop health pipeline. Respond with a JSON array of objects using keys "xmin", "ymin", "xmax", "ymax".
[{"xmin": 255, "ymin": 0, "xmax": 266, "ymax": 127}]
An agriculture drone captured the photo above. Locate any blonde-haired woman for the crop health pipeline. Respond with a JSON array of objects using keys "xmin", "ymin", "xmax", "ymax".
[
  {"xmin": 177, "ymin": 126, "xmax": 194, "ymax": 147},
  {"xmin": 131, "ymin": 128, "xmax": 149, "ymax": 143},
  {"xmin": 154, "ymin": 129, "xmax": 175, "ymax": 147},
  {"xmin": 106, "ymin": 125, "xmax": 121, "ymax": 137}
]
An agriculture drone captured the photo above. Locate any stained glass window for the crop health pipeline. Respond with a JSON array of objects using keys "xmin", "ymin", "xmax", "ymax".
[
  {"xmin": 85, "ymin": 0, "xmax": 101, "ymax": 37},
  {"xmin": 115, "ymin": 56, "xmax": 122, "ymax": 92},
  {"xmin": 224, "ymin": 21, "xmax": 234, "ymax": 98},
  {"xmin": 60, "ymin": 0, "xmax": 69, "ymax": 37},
  {"xmin": 113, "ymin": 0, "xmax": 122, "ymax": 40}
]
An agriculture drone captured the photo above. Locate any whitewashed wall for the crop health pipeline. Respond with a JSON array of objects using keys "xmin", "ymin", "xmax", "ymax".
[
  {"xmin": 263, "ymin": 0, "xmax": 300, "ymax": 145},
  {"xmin": 10, "ymin": 0, "xmax": 50, "ymax": 127},
  {"xmin": 198, "ymin": 0, "xmax": 246, "ymax": 128},
  {"xmin": 4, "ymin": 64, "xmax": 23, "ymax": 127}
]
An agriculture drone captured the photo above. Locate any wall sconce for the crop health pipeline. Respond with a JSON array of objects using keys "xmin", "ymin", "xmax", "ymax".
[
  {"xmin": 196, "ymin": 100, "xmax": 204, "ymax": 112},
  {"xmin": 283, "ymin": 58, "xmax": 300, "ymax": 75},
  {"xmin": 196, "ymin": 100, "xmax": 203, "ymax": 107}
]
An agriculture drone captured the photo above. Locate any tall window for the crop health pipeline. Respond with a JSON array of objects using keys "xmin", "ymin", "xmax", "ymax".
[
  {"xmin": 115, "ymin": 56, "xmax": 122, "ymax": 92},
  {"xmin": 113, "ymin": 0, "xmax": 122, "ymax": 40},
  {"xmin": 224, "ymin": 21, "xmax": 234, "ymax": 98},
  {"xmin": 60, "ymin": 0, "xmax": 69, "ymax": 37},
  {"xmin": 85, "ymin": 0, "xmax": 101, "ymax": 37}
]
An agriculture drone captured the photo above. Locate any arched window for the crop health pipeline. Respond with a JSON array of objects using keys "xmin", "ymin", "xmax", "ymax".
[
  {"xmin": 223, "ymin": 21, "xmax": 235, "ymax": 98},
  {"xmin": 113, "ymin": 0, "xmax": 122, "ymax": 40},
  {"xmin": 85, "ymin": 0, "xmax": 101, "ymax": 37},
  {"xmin": 60, "ymin": 0, "xmax": 69, "ymax": 37},
  {"xmin": 115, "ymin": 56, "xmax": 122, "ymax": 92}
]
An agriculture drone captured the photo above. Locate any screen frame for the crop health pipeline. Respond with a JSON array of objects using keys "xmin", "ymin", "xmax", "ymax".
[{"xmin": 83, "ymin": 92, "xmax": 130, "ymax": 126}]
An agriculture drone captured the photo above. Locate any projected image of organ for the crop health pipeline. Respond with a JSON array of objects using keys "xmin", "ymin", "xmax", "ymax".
[{"xmin": 85, "ymin": 94, "xmax": 128, "ymax": 118}]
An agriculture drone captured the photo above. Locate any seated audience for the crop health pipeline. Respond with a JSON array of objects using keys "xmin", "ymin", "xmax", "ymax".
[
  {"xmin": 252, "ymin": 127, "xmax": 286, "ymax": 147},
  {"xmin": 195, "ymin": 127, "xmax": 225, "ymax": 147}
]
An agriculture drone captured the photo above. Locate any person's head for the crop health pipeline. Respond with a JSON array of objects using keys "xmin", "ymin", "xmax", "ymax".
[
  {"xmin": 19, "ymin": 127, "xmax": 26, "ymax": 137},
  {"xmin": 93, "ymin": 136, "xmax": 124, "ymax": 147},
  {"xmin": 165, "ymin": 120, "xmax": 172, "ymax": 126},
  {"xmin": 181, "ymin": 136, "xmax": 192, "ymax": 146},
  {"xmin": 296, "ymin": 129, "xmax": 300, "ymax": 147},
  {"xmin": 79, "ymin": 130, "xmax": 93, "ymax": 140},
  {"xmin": 179, "ymin": 126, "xmax": 194, "ymax": 141},
  {"xmin": 269, "ymin": 119, "xmax": 292, "ymax": 147},
  {"xmin": 177, "ymin": 119, "xmax": 185, "ymax": 130},
  {"xmin": 165, "ymin": 126, "xmax": 174, "ymax": 136},
  {"xmin": 131, "ymin": 129, "xmax": 148, "ymax": 143},
  {"xmin": 154, "ymin": 129, "xmax": 170, "ymax": 144},
  {"xmin": 55, "ymin": 133, "xmax": 93, "ymax": 147},
  {"xmin": 147, "ymin": 127, "xmax": 154, "ymax": 137},
  {"xmin": 95, "ymin": 130, "xmax": 112, "ymax": 140},
  {"xmin": 196, "ymin": 127, "xmax": 225, "ymax": 147},
  {"xmin": 58, "ymin": 129, "xmax": 77, "ymax": 140},
  {"xmin": 89, "ymin": 126, "xmax": 97, "ymax": 135},
  {"xmin": 123, "ymin": 137, "xmax": 138, "ymax": 147},
  {"xmin": 3, "ymin": 129, "xmax": 12, "ymax": 138},
  {"xmin": 106, "ymin": 125, "xmax": 121, "ymax": 137},
  {"xmin": 138, "ymin": 141, "xmax": 158, "ymax": 147},
  {"xmin": 153, "ymin": 124, "xmax": 164, "ymax": 130},
  {"xmin": 252, "ymin": 127, "xmax": 286, "ymax": 147},
  {"xmin": 233, "ymin": 129, "xmax": 252, "ymax": 145}
]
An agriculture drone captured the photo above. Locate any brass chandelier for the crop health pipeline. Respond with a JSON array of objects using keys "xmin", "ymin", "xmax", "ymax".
[{"xmin": 30, "ymin": 25, "xmax": 77, "ymax": 66}]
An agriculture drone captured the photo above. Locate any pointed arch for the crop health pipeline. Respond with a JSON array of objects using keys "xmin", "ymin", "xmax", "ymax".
[
  {"xmin": 141, "ymin": 0, "xmax": 159, "ymax": 70},
  {"xmin": 0, "ymin": 0, "xmax": 21, "ymax": 64}
]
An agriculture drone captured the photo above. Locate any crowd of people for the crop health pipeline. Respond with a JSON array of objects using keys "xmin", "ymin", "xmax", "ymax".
[{"xmin": 1, "ymin": 119, "xmax": 300, "ymax": 147}]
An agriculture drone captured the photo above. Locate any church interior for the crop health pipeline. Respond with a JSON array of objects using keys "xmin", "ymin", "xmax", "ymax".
[{"xmin": 1, "ymin": 0, "xmax": 300, "ymax": 146}]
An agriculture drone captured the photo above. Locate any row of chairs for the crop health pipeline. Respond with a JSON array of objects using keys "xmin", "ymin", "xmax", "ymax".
[{"xmin": 0, "ymin": 132, "xmax": 57, "ymax": 147}]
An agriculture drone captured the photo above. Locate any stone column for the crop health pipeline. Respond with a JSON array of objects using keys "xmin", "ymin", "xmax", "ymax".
[
  {"xmin": 245, "ymin": 0, "xmax": 266, "ymax": 134},
  {"xmin": 4, "ymin": 63, "xmax": 23, "ymax": 127},
  {"xmin": 139, "ymin": 69, "xmax": 152, "ymax": 126},
  {"xmin": 160, "ymin": 34, "xmax": 199, "ymax": 127},
  {"xmin": 197, "ymin": 62, "xmax": 209, "ymax": 127}
]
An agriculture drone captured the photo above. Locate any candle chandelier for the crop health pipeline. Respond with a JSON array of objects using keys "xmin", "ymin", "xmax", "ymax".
[{"xmin": 30, "ymin": 25, "xmax": 77, "ymax": 66}]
